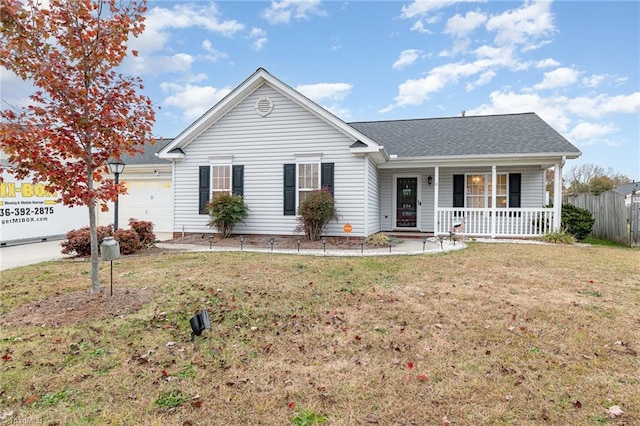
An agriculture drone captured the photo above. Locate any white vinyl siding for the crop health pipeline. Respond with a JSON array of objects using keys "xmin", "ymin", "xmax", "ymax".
[
  {"xmin": 365, "ymin": 156, "xmax": 381, "ymax": 236},
  {"xmin": 172, "ymin": 84, "xmax": 367, "ymax": 236}
]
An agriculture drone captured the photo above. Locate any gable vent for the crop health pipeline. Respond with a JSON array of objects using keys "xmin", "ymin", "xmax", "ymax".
[{"xmin": 255, "ymin": 97, "xmax": 274, "ymax": 117}]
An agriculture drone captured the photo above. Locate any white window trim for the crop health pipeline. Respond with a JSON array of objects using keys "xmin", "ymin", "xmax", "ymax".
[
  {"xmin": 209, "ymin": 156, "xmax": 233, "ymax": 197},
  {"xmin": 465, "ymin": 173, "xmax": 508, "ymax": 208},
  {"xmin": 294, "ymin": 153, "xmax": 322, "ymax": 213}
]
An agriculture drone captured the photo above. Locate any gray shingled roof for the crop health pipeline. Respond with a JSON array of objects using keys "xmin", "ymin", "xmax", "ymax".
[
  {"xmin": 349, "ymin": 113, "xmax": 580, "ymax": 158},
  {"xmin": 121, "ymin": 139, "xmax": 173, "ymax": 165}
]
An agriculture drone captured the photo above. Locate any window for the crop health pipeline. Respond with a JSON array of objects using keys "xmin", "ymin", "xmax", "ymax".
[
  {"xmin": 283, "ymin": 162, "xmax": 334, "ymax": 215},
  {"xmin": 211, "ymin": 165, "xmax": 231, "ymax": 198},
  {"xmin": 297, "ymin": 163, "xmax": 319, "ymax": 205},
  {"xmin": 466, "ymin": 174, "xmax": 507, "ymax": 208},
  {"xmin": 198, "ymin": 164, "xmax": 244, "ymax": 214}
]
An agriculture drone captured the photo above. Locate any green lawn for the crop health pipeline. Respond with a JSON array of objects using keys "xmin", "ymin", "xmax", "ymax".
[{"xmin": 1, "ymin": 243, "xmax": 638, "ymax": 425}]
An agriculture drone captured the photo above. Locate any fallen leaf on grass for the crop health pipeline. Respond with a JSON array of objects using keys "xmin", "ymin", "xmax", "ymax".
[
  {"xmin": 573, "ymin": 400, "xmax": 582, "ymax": 409},
  {"xmin": 287, "ymin": 401, "xmax": 295, "ymax": 410},
  {"xmin": 606, "ymin": 405, "xmax": 624, "ymax": 418},
  {"xmin": 417, "ymin": 374, "xmax": 429, "ymax": 382},
  {"xmin": 407, "ymin": 361, "xmax": 414, "ymax": 370}
]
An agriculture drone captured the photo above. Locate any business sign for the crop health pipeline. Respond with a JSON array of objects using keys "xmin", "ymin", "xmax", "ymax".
[{"xmin": 0, "ymin": 171, "xmax": 88, "ymax": 244}]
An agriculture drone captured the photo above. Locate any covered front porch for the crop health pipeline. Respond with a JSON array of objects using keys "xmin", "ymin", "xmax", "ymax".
[{"xmin": 381, "ymin": 160, "xmax": 566, "ymax": 239}]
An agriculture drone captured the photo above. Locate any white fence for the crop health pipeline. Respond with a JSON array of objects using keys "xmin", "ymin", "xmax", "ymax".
[{"xmin": 437, "ymin": 208, "xmax": 555, "ymax": 237}]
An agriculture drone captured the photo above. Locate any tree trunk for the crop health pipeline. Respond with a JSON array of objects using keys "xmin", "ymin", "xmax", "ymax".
[{"xmin": 88, "ymin": 196, "xmax": 100, "ymax": 294}]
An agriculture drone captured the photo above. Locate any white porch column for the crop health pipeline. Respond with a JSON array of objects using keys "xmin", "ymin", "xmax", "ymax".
[
  {"xmin": 433, "ymin": 166, "xmax": 439, "ymax": 235},
  {"xmin": 490, "ymin": 165, "xmax": 497, "ymax": 238},
  {"xmin": 553, "ymin": 162, "xmax": 562, "ymax": 230}
]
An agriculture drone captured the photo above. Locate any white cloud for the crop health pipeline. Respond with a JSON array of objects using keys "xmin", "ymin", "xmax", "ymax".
[
  {"xmin": 161, "ymin": 83, "xmax": 232, "ymax": 122},
  {"xmin": 296, "ymin": 83, "xmax": 353, "ymax": 102},
  {"xmin": 536, "ymin": 58, "xmax": 560, "ymax": 68},
  {"xmin": 125, "ymin": 3, "xmax": 244, "ymax": 75},
  {"xmin": 400, "ymin": 0, "xmax": 472, "ymax": 19},
  {"xmin": 466, "ymin": 70, "xmax": 496, "ymax": 91},
  {"xmin": 381, "ymin": 59, "xmax": 495, "ymax": 111},
  {"xmin": 445, "ymin": 10, "xmax": 487, "ymax": 38},
  {"xmin": 485, "ymin": 0, "xmax": 555, "ymax": 48},
  {"xmin": 533, "ymin": 67, "xmax": 579, "ymax": 90},
  {"xmin": 466, "ymin": 90, "xmax": 640, "ymax": 147},
  {"xmin": 393, "ymin": 50, "xmax": 423, "ymax": 70},
  {"xmin": 569, "ymin": 121, "xmax": 618, "ymax": 142},
  {"xmin": 262, "ymin": 0, "xmax": 326, "ymax": 25},
  {"xmin": 128, "ymin": 53, "xmax": 194, "ymax": 76},
  {"xmin": 582, "ymin": 74, "xmax": 606, "ymax": 88},
  {"xmin": 249, "ymin": 28, "xmax": 268, "ymax": 50},
  {"xmin": 410, "ymin": 20, "xmax": 432, "ymax": 34},
  {"xmin": 201, "ymin": 40, "xmax": 228, "ymax": 62}
]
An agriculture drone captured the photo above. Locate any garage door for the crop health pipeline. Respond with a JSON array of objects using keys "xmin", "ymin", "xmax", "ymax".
[{"xmin": 99, "ymin": 179, "xmax": 172, "ymax": 233}]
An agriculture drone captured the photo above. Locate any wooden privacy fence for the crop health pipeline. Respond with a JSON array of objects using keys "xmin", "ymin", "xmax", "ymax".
[{"xmin": 563, "ymin": 191, "xmax": 628, "ymax": 245}]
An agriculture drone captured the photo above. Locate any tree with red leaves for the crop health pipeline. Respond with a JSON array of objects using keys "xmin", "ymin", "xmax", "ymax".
[{"xmin": 0, "ymin": 0, "xmax": 155, "ymax": 293}]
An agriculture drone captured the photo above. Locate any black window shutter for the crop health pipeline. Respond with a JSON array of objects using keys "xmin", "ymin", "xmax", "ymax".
[
  {"xmin": 509, "ymin": 173, "xmax": 521, "ymax": 208},
  {"xmin": 321, "ymin": 162, "xmax": 334, "ymax": 197},
  {"xmin": 453, "ymin": 174, "xmax": 465, "ymax": 207},
  {"xmin": 198, "ymin": 166, "xmax": 210, "ymax": 214},
  {"xmin": 232, "ymin": 165, "xmax": 244, "ymax": 196},
  {"xmin": 283, "ymin": 164, "xmax": 296, "ymax": 215}
]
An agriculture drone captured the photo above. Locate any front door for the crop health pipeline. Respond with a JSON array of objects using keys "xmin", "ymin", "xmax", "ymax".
[{"xmin": 396, "ymin": 177, "xmax": 419, "ymax": 228}]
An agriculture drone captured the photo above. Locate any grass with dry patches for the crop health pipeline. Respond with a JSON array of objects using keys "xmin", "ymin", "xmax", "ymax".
[{"xmin": 1, "ymin": 243, "xmax": 639, "ymax": 425}]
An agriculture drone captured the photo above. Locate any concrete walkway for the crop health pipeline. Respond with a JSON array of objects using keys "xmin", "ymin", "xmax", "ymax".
[{"xmin": 1, "ymin": 237, "xmax": 466, "ymax": 271}]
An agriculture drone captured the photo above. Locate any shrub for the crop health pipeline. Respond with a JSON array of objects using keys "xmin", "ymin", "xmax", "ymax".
[
  {"xmin": 128, "ymin": 218, "xmax": 156, "ymax": 247},
  {"xmin": 295, "ymin": 188, "xmax": 338, "ymax": 241},
  {"xmin": 114, "ymin": 228, "xmax": 142, "ymax": 255},
  {"xmin": 561, "ymin": 203, "xmax": 595, "ymax": 241},
  {"xmin": 206, "ymin": 193, "xmax": 248, "ymax": 238},
  {"xmin": 365, "ymin": 232, "xmax": 389, "ymax": 247},
  {"xmin": 61, "ymin": 225, "xmax": 113, "ymax": 257},
  {"xmin": 541, "ymin": 228, "xmax": 576, "ymax": 244}
]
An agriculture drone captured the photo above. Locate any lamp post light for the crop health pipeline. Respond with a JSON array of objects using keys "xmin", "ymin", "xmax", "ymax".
[
  {"xmin": 360, "ymin": 237, "xmax": 365, "ymax": 254},
  {"xmin": 108, "ymin": 161, "xmax": 126, "ymax": 231},
  {"xmin": 209, "ymin": 235, "xmax": 214, "ymax": 249},
  {"xmin": 269, "ymin": 237, "xmax": 275, "ymax": 252},
  {"xmin": 239, "ymin": 235, "xmax": 244, "ymax": 250},
  {"xmin": 321, "ymin": 236, "xmax": 327, "ymax": 253},
  {"xmin": 422, "ymin": 236, "xmax": 427, "ymax": 252},
  {"xmin": 296, "ymin": 238, "xmax": 301, "ymax": 252}
]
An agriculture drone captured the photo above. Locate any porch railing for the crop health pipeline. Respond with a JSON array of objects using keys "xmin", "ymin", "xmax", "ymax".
[{"xmin": 436, "ymin": 208, "xmax": 555, "ymax": 237}]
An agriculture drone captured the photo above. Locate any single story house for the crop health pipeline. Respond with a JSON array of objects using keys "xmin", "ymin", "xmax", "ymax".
[{"xmin": 158, "ymin": 68, "xmax": 581, "ymax": 239}]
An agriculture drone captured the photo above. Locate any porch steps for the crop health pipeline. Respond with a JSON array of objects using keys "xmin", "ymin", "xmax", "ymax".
[{"xmin": 384, "ymin": 232, "xmax": 435, "ymax": 240}]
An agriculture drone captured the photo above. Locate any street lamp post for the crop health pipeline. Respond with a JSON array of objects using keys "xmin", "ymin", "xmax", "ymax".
[{"xmin": 108, "ymin": 161, "xmax": 126, "ymax": 231}]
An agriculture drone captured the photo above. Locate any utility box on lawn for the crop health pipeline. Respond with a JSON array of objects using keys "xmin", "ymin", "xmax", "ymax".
[{"xmin": 100, "ymin": 237, "xmax": 120, "ymax": 261}]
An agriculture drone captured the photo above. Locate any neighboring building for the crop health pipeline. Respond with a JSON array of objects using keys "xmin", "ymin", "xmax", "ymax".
[
  {"xmin": 158, "ymin": 68, "xmax": 581, "ymax": 239},
  {"xmin": 613, "ymin": 181, "xmax": 640, "ymax": 207},
  {"xmin": 1, "ymin": 154, "xmax": 88, "ymax": 246}
]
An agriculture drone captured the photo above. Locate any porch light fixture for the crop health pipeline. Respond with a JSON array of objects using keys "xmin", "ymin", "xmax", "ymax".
[
  {"xmin": 427, "ymin": 175, "xmax": 433, "ymax": 186},
  {"xmin": 107, "ymin": 161, "xmax": 125, "ymax": 231}
]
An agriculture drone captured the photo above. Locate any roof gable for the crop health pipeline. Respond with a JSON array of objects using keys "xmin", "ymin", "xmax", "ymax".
[{"xmin": 158, "ymin": 68, "xmax": 384, "ymax": 159}]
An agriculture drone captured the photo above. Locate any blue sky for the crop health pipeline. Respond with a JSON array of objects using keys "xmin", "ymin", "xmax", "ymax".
[{"xmin": 2, "ymin": 0, "xmax": 639, "ymax": 179}]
